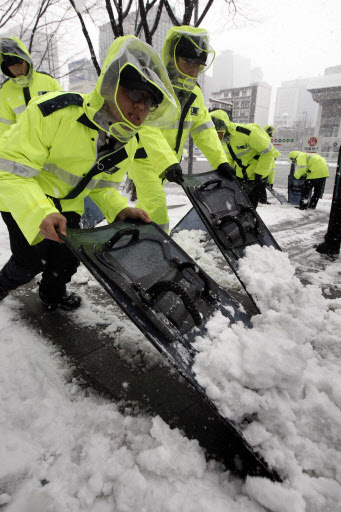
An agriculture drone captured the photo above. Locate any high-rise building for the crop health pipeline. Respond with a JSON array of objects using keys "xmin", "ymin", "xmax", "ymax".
[
  {"xmin": 273, "ymin": 78, "xmax": 318, "ymax": 129},
  {"xmin": 68, "ymin": 58, "xmax": 98, "ymax": 93},
  {"xmin": 204, "ymin": 50, "xmax": 264, "ymax": 105},
  {"xmin": 210, "ymin": 82, "xmax": 271, "ymax": 126}
]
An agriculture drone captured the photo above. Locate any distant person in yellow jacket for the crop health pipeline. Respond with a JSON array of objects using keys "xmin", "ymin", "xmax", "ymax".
[
  {"xmin": 0, "ymin": 37, "xmax": 62, "ymax": 136},
  {"xmin": 209, "ymin": 110, "xmax": 280, "ymax": 208},
  {"xmin": 0, "ymin": 36, "xmax": 178, "ymax": 310},
  {"xmin": 263, "ymin": 125, "xmax": 277, "ymax": 188},
  {"xmin": 128, "ymin": 26, "xmax": 234, "ymax": 232},
  {"xmin": 289, "ymin": 151, "xmax": 329, "ymax": 210}
]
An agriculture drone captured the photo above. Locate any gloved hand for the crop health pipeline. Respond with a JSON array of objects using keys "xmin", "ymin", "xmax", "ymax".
[
  {"xmin": 268, "ymin": 184, "xmax": 273, "ymax": 189},
  {"xmin": 254, "ymin": 173, "xmax": 263, "ymax": 183},
  {"xmin": 165, "ymin": 163, "xmax": 184, "ymax": 184},
  {"xmin": 216, "ymin": 162, "xmax": 235, "ymax": 181}
]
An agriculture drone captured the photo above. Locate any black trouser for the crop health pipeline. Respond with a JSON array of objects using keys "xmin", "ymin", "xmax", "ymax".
[
  {"xmin": 243, "ymin": 181, "xmax": 264, "ymax": 209},
  {"xmin": 236, "ymin": 177, "xmax": 261, "ymax": 208},
  {"xmin": 300, "ymin": 178, "xmax": 326, "ymax": 209},
  {"xmin": 257, "ymin": 180, "xmax": 268, "ymax": 204},
  {"xmin": 0, "ymin": 211, "xmax": 80, "ymax": 301},
  {"xmin": 326, "ymin": 189, "xmax": 341, "ymax": 242}
]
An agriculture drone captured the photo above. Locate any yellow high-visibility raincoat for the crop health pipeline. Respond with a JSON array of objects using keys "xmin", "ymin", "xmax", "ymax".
[
  {"xmin": 129, "ymin": 26, "xmax": 227, "ymax": 232},
  {"xmin": 0, "ymin": 37, "xmax": 62, "ymax": 136},
  {"xmin": 0, "ymin": 35, "xmax": 178, "ymax": 245},
  {"xmin": 289, "ymin": 151, "xmax": 329, "ymax": 180}
]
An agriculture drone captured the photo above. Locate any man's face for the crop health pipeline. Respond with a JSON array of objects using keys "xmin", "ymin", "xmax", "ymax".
[
  {"xmin": 176, "ymin": 57, "xmax": 201, "ymax": 78},
  {"xmin": 217, "ymin": 131, "xmax": 224, "ymax": 140},
  {"xmin": 115, "ymin": 85, "xmax": 152, "ymax": 127},
  {"xmin": 7, "ymin": 59, "xmax": 29, "ymax": 78}
]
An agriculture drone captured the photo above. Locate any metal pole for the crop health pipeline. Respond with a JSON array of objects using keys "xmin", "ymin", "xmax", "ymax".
[{"xmin": 188, "ymin": 0, "xmax": 199, "ymax": 176}]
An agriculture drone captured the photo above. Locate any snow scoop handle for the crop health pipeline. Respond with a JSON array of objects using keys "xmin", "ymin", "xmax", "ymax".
[
  {"xmin": 198, "ymin": 179, "xmax": 222, "ymax": 191},
  {"xmin": 105, "ymin": 228, "xmax": 140, "ymax": 248}
]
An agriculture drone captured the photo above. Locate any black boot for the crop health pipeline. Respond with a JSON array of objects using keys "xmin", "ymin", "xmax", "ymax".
[
  {"xmin": 40, "ymin": 290, "xmax": 82, "ymax": 311},
  {"xmin": 39, "ymin": 278, "xmax": 81, "ymax": 311},
  {"xmin": 316, "ymin": 239, "xmax": 340, "ymax": 256}
]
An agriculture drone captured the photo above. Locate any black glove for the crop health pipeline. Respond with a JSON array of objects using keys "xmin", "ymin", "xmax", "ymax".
[
  {"xmin": 216, "ymin": 162, "xmax": 235, "ymax": 181},
  {"xmin": 254, "ymin": 173, "xmax": 263, "ymax": 183},
  {"xmin": 269, "ymin": 184, "xmax": 273, "ymax": 189},
  {"xmin": 165, "ymin": 163, "xmax": 184, "ymax": 184}
]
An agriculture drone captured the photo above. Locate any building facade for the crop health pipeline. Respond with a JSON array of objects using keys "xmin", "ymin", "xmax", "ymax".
[
  {"xmin": 210, "ymin": 82, "xmax": 271, "ymax": 126},
  {"xmin": 68, "ymin": 58, "xmax": 98, "ymax": 93},
  {"xmin": 204, "ymin": 50, "xmax": 264, "ymax": 105},
  {"xmin": 273, "ymin": 78, "xmax": 318, "ymax": 129},
  {"xmin": 308, "ymin": 67, "xmax": 341, "ymax": 138}
]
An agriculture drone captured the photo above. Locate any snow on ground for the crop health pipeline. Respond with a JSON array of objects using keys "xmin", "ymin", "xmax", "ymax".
[{"xmin": 1, "ymin": 189, "xmax": 341, "ymax": 511}]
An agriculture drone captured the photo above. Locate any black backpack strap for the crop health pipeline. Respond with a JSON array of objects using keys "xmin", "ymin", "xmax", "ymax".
[
  {"xmin": 62, "ymin": 146, "xmax": 128, "ymax": 200},
  {"xmin": 38, "ymin": 93, "xmax": 84, "ymax": 117},
  {"xmin": 227, "ymin": 142, "xmax": 249, "ymax": 181},
  {"xmin": 175, "ymin": 92, "xmax": 197, "ymax": 154},
  {"xmin": 23, "ymin": 87, "xmax": 31, "ymax": 106}
]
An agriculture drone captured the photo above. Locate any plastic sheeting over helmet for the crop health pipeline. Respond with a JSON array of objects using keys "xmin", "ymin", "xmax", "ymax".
[
  {"xmin": 162, "ymin": 26, "xmax": 215, "ymax": 91},
  {"xmin": 288, "ymin": 151, "xmax": 300, "ymax": 161},
  {"xmin": 264, "ymin": 124, "xmax": 276, "ymax": 137},
  {"xmin": 0, "ymin": 37, "xmax": 33, "ymax": 86},
  {"xmin": 209, "ymin": 109, "xmax": 231, "ymax": 140},
  {"xmin": 84, "ymin": 35, "xmax": 179, "ymax": 143}
]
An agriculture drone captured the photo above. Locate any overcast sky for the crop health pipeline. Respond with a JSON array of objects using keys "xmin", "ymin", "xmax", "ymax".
[{"xmin": 203, "ymin": 0, "xmax": 341, "ymax": 87}]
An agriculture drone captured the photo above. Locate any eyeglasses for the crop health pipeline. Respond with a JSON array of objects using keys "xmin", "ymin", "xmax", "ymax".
[
  {"xmin": 125, "ymin": 89, "xmax": 159, "ymax": 113},
  {"xmin": 181, "ymin": 57, "xmax": 205, "ymax": 66},
  {"xmin": 2, "ymin": 55, "xmax": 24, "ymax": 66}
]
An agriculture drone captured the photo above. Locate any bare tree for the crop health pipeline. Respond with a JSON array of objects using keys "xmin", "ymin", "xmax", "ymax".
[{"xmin": 0, "ymin": 0, "xmax": 25, "ymax": 29}]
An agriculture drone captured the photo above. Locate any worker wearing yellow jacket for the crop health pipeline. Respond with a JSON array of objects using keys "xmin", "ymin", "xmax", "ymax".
[
  {"xmin": 289, "ymin": 151, "xmax": 329, "ymax": 210},
  {"xmin": 0, "ymin": 35, "xmax": 178, "ymax": 309},
  {"xmin": 0, "ymin": 37, "xmax": 62, "ymax": 137},
  {"xmin": 263, "ymin": 125, "xmax": 277, "ymax": 187},
  {"xmin": 209, "ymin": 110, "xmax": 280, "ymax": 208},
  {"xmin": 128, "ymin": 26, "xmax": 233, "ymax": 232}
]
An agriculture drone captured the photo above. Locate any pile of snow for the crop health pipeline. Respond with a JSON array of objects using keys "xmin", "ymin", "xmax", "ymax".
[{"xmin": 1, "ymin": 197, "xmax": 341, "ymax": 511}]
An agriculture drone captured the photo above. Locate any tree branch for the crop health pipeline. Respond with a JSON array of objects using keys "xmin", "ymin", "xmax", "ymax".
[
  {"xmin": 0, "ymin": 0, "xmax": 25, "ymax": 28},
  {"xmin": 196, "ymin": 0, "xmax": 215, "ymax": 26},
  {"xmin": 150, "ymin": 0, "xmax": 164, "ymax": 36},
  {"xmin": 105, "ymin": 0, "xmax": 119, "ymax": 37},
  {"xmin": 68, "ymin": 0, "xmax": 101, "ymax": 75},
  {"xmin": 163, "ymin": 0, "xmax": 179, "ymax": 26}
]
